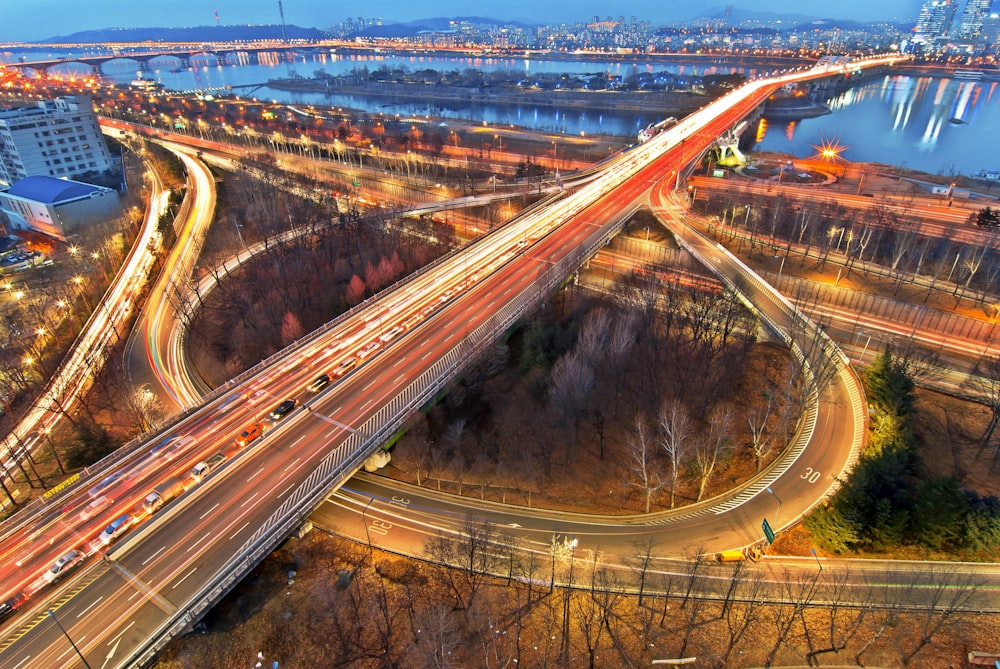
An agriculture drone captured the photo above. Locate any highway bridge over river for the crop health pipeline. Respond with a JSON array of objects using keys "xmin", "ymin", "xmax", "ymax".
[{"xmin": 0, "ymin": 56, "xmax": 899, "ymax": 668}]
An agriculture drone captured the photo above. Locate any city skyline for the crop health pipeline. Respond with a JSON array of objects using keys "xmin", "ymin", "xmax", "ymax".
[{"xmin": 3, "ymin": 0, "xmax": 921, "ymax": 43}]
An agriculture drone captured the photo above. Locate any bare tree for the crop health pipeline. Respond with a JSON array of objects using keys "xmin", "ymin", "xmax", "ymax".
[
  {"xmin": 693, "ymin": 403, "xmax": 733, "ymax": 500},
  {"xmin": 762, "ymin": 570, "xmax": 820, "ymax": 667},
  {"xmin": 899, "ymin": 568, "xmax": 980, "ymax": 665},
  {"xmin": 425, "ymin": 517, "xmax": 500, "ymax": 613},
  {"xmin": 549, "ymin": 352, "xmax": 595, "ymax": 461},
  {"xmin": 627, "ymin": 414, "xmax": 665, "ymax": 513},
  {"xmin": 720, "ymin": 568, "xmax": 768, "ymax": 667},
  {"xmin": 411, "ymin": 603, "xmax": 464, "ymax": 669},
  {"xmin": 658, "ymin": 399, "xmax": 692, "ymax": 508},
  {"xmin": 576, "ymin": 308, "xmax": 611, "ymax": 366},
  {"xmin": 628, "ymin": 536, "xmax": 658, "ymax": 607},
  {"xmin": 803, "ymin": 568, "xmax": 873, "ymax": 667},
  {"xmin": 746, "ymin": 396, "xmax": 776, "ymax": 472}
]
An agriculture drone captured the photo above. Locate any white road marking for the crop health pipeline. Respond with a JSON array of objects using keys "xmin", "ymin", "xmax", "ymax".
[
  {"xmin": 172, "ymin": 567, "xmax": 197, "ymax": 590},
  {"xmin": 11, "ymin": 656, "xmax": 31, "ymax": 669},
  {"xmin": 186, "ymin": 531, "xmax": 211, "ymax": 552},
  {"xmin": 141, "ymin": 545, "xmax": 167, "ymax": 566},
  {"xmin": 239, "ymin": 493, "xmax": 258, "ymax": 508},
  {"xmin": 108, "ymin": 620, "xmax": 136, "ymax": 645},
  {"xmin": 198, "ymin": 502, "xmax": 220, "ymax": 520},
  {"xmin": 290, "ymin": 435, "xmax": 306, "ymax": 448},
  {"xmin": 230, "ymin": 521, "xmax": 250, "ymax": 540},
  {"xmin": 283, "ymin": 457, "xmax": 301, "ymax": 472},
  {"xmin": 246, "ymin": 466, "xmax": 265, "ymax": 482},
  {"xmin": 278, "ymin": 484, "xmax": 294, "ymax": 498},
  {"xmin": 76, "ymin": 595, "xmax": 104, "ymax": 619}
]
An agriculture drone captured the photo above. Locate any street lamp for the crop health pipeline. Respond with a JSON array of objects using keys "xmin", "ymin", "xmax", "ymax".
[{"xmin": 48, "ymin": 609, "xmax": 92, "ymax": 669}]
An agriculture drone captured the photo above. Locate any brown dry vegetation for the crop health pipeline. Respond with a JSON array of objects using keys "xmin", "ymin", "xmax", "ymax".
[
  {"xmin": 187, "ymin": 160, "xmax": 455, "ymax": 386},
  {"xmin": 154, "ymin": 531, "xmax": 996, "ymax": 669},
  {"xmin": 379, "ymin": 216, "xmax": 804, "ymax": 516}
]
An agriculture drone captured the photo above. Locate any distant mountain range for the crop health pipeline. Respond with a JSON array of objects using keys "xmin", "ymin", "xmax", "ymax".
[
  {"xmin": 35, "ymin": 6, "xmax": 901, "ymax": 45},
  {"xmin": 689, "ymin": 6, "xmax": 823, "ymax": 25},
  {"xmin": 42, "ymin": 24, "xmax": 327, "ymax": 44}
]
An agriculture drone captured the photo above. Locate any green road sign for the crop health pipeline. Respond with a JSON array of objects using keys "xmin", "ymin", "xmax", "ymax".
[
  {"xmin": 352, "ymin": 179, "xmax": 360, "ymax": 187},
  {"xmin": 763, "ymin": 518, "xmax": 776, "ymax": 544}
]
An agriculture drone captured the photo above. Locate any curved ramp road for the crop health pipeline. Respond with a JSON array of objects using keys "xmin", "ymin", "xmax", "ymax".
[{"xmin": 0, "ymin": 56, "xmax": 898, "ymax": 668}]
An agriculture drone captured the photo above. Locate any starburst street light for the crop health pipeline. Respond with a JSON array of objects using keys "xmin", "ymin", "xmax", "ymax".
[{"xmin": 812, "ymin": 137, "xmax": 849, "ymax": 162}]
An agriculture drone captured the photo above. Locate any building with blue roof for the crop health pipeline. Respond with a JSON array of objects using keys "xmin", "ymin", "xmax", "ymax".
[{"xmin": 0, "ymin": 175, "xmax": 120, "ymax": 241}]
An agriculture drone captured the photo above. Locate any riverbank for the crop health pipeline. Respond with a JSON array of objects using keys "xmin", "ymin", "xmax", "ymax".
[{"xmin": 265, "ymin": 78, "xmax": 712, "ymax": 116}]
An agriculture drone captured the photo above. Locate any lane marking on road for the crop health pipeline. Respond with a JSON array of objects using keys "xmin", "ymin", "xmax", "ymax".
[
  {"xmin": 187, "ymin": 531, "xmax": 211, "ymax": 553},
  {"xmin": 246, "ymin": 466, "xmax": 265, "ymax": 482},
  {"xmin": 172, "ymin": 567, "xmax": 197, "ymax": 590},
  {"xmin": 75, "ymin": 595, "xmax": 104, "ymax": 619},
  {"xmin": 198, "ymin": 502, "xmax": 220, "ymax": 520},
  {"xmin": 283, "ymin": 457, "xmax": 301, "ymax": 472},
  {"xmin": 363, "ymin": 379, "xmax": 376, "ymax": 391},
  {"xmin": 11, "ymin": 655, "xmax": 31, "ymax": 669},
  {"xmin": 239, "ymin": 493, "xmax": 258, "ymax": 508},
  {"xmin": 393, "ymin": 358, "xmax": 404, "ymax": 367},
  {"xmin": 230, "ymin": 521, "xmax": 250, "ymax": 540},
  {"xmin": 360, "ymin": 398, "xmax": 374, "ymax": 411},
  {"xmin": 394, "ymin": 374, "xmax": 405, "ymax": 384},
  {"xmin": 127, "ymin": 590, "xmax": 140, "ymax": 602},
  {"xmin": 141, "ymin": 545, "xmax": 167, "ymax": 566},
  {"xmin": 444, "ymin": 332, "xmax": 454, "ymax": 341},
  {"xmin": 278, "ymin": 484, "xmax": 294, "ymax": 498},
  {"xmin": 420, "ymin": 351, "xmax": 432, "ymax": 360},
  {"xmin": 290, "ymin": 435, "xmax": 306, "ymax": 448},
  {"xmin": 108, "ymin": 621, "xmax": 136, "ymax": 645}
]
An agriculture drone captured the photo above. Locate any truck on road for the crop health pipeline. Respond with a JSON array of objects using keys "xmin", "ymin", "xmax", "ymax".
[
  {"xmin": 191, "ymin": 452, "xmax": 227, "ymax": 482},
  {"xmin": 143, "ymin": 476, "xmax": 185, "ymax": 514}
]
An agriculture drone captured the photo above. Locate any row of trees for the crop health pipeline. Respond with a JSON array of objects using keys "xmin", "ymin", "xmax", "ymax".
[
  {"xmin": 394, "ymin": 222, "xmax": 806, "ymax": 513},
  {"xmin": 698, "ymin": 189, "xmax": 1000, "ymax": 303},
  {"xmin": 187, "ymin": 155, "xmax": 456, "ymax": 385},
  {"xmin": 159, "ymin": 529, "xmax": 983, "ymax": 668},
  {"xmin": 807, "ymin": 348, "xmax": 1000, "ymax": 554}
]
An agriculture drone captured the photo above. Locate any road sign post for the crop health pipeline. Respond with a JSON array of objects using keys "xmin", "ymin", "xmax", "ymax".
[{"xmin": 762, "ymin": 518, "xmax": 776, "ymax": 544}]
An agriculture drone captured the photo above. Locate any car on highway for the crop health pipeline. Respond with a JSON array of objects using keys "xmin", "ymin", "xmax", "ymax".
[
  {"xmin": 78, "ymin": 495, "xmax": 112, "ymax": 521},
  {"xmin": 99, "ymin": 514, "xmax": 133, "ymax": 546},
  {"xmin": 379, "ymin": 325, "xmax": 404, "ymax": 343},
  {"xmin": 307, "ymin": 374, "xmax": 330, "ymax": 393},
  {"xmin": 0, "ymin": 593, "xmax": 25, "ymax": 622},
  {"xmin": 269, "ymin": 399, "xmax": 297, "ymax": 421},
  {"xmin": 333, "ymin": 358, "xmax": 357, "ymax": 377},
  {"xmin": 356, "ymin": 342, "xmax": 381, "ymax": 359},
  {"xmin": 88, "ymin": 471, "xmax": 124, "ymax": 498},
  {"xmin": 42, "ymin": 550, "xmax": 84, "ymax": 583},
  {"xmin": 150, "ymin": 434, "xmax": 188, "ymax": 460},
  {"xmin": 236, "ymin": 422, "xmax": 264, "ymax": 448}
]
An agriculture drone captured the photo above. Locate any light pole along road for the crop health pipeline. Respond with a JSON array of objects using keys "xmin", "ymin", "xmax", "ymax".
[{"xmin": 0, "ymin": 56, "xmax": 897, "ymax": 668}]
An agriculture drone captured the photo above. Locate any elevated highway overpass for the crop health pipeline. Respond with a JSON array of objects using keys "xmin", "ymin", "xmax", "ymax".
[{"xmin": 0, "ymin": 55, "xmax": 899, "ymax": 668}]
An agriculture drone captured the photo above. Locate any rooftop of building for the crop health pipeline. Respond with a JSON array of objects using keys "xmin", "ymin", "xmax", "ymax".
[{"xmin": 4, "ymin": 175, "xmax": 112, "ymax": 204}]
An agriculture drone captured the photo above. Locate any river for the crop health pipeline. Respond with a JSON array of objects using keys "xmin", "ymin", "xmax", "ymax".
[{"xmin": 3, "ymin": 48, "xmax": 997, "ymax": 176}]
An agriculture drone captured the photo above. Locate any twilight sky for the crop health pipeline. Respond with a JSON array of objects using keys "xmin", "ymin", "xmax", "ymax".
[{"xmin": 3, "ymin": 0, "xmax": 919, "ymax": 43}]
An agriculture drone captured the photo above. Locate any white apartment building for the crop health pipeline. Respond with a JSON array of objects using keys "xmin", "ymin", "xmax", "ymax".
[{"xmin": 0, "ymin": 96, "xmax": 116, "ymax": 190}]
